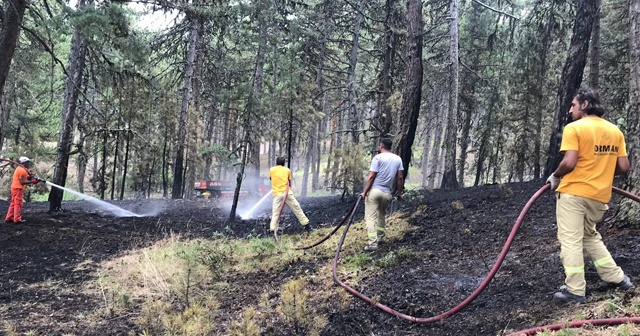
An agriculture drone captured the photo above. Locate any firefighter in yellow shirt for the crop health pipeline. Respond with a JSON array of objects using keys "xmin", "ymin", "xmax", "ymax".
[
  {"xmin": 269, "ymin": 157, "xmax": 310, "ymax": 232},
  {"xmin": 547, "ymin": 88, "xmax": 632, "ymax": 303}
]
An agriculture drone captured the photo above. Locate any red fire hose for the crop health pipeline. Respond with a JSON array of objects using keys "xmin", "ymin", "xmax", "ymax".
[
  {"xmin": 294, "ymin": 199, "xmax": 360, "ymax": 250},
  {"xmin": 507, "ymin": 185, "xmax": 640, "ymax": 335},
  {"xmin": 304, "ymin": 184, "xmax": 640, "ymax": 333},
  {"xmin": 332, "ymin": 184, "xmax": 550, "ymax": 323}
]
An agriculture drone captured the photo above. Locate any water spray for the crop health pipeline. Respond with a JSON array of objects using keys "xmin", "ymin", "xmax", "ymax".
[
  {"xmin": 44, "ymin": 181, "xmax": 143, "ymax": 217},
  {"xmin": 240, "ymin": 190, "xmax": 273, "ymax": 219}
]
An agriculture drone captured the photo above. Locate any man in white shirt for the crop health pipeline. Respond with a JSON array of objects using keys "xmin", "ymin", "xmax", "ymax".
[{"xmin": 359, "ymin": 138, "xmax": 404, "ymax": 251}]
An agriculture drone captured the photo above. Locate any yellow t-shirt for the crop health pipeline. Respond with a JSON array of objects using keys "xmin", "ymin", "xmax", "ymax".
[
  {"xmin": 269, "ymin": 165, "xmax": 291, "ymax": 195},
  {"xmin": 556, "ymin": 117, "xmax": 627, "ymax": 203}
]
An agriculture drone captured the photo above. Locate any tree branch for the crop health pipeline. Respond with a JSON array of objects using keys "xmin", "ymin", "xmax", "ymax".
[{"xmin": 472, "ymin": 0, "xmax": 520, "ymax": 20}]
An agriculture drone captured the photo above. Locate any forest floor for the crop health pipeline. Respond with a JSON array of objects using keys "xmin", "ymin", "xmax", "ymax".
[{"xmin": 1, "ymin": 180, "xmax": 640, "ymax": 335}]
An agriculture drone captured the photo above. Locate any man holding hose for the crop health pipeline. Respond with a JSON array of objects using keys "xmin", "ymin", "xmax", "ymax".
[
  {"xmin": 547, "ymin": 88, "xmax": 632, "ymax": 303},
  {"xmin": 6, "ymin": 157, "xmax": 43, "ymax": 224},
  {"xmin": 269, "ymin": 156, "xmax": 310, "ymax": 233},
  {"xmin": 360, "ymin": 138, "xmax": 404, "ymax": 251}
]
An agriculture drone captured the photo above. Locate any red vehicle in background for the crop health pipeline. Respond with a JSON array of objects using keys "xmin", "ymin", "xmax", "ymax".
[{"xmin": 194, "ymin": 176, "xmax": 271, "ymax": 199}]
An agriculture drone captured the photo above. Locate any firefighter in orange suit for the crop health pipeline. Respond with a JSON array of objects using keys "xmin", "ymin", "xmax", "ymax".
[
  {"xmin": 269, "ymin": 156, "xmax": 310, "ymax": 232},
  {"xmin": 5, "ymin": 157, "xmax": 41, "ymax": 223}
]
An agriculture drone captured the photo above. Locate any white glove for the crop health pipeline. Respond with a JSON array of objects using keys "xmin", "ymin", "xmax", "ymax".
[{"xmin": 546, "ymin": 174, "xmax": 561, "ymax": 191}]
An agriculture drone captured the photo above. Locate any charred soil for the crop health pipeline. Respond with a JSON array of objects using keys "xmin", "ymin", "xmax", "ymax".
[{"xmin": 0, "ymin": 180, "xmax": 638, "ymax": 335}]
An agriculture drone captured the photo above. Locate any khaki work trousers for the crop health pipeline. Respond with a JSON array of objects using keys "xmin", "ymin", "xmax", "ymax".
[
  {"xmin": 364, "ymin": 188, "xmax": 393, "ymax": 245},
  {"xmin": 556, "ymin": 193, "xmax": 625, "ymax": 296},
  {"xmin": 270, "ymin": 192, "xmax": 309, "ymax": 231}
]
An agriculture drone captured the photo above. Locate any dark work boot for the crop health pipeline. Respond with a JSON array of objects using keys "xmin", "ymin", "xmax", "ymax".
[
  {"xmin": 553, "ymin": 287, "xmax": 586, "ymax": 303},
  {"xmin": 616, "ymin": 275, "xmax": 634, "ymax": 291}
]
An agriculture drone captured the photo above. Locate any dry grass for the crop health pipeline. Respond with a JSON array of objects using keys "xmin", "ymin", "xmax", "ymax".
[{"xmin": 83, "ymin": 211, "xmax": 419, "ymax": 334}]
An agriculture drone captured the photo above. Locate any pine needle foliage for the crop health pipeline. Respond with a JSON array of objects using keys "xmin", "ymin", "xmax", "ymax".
[{"xmin": 276, "ymin": 278, "xmax": 327, "ymax": 336}]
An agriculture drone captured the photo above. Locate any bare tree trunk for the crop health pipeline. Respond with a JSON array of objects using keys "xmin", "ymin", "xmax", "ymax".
[
  {"xmin": 0, "ymin": 0, "xmax": 27, "ymax": 102},
  {"xmin": 77, "ymin": 134, "xmax": 90, "ymax": 193},
  {"xmin": 346, "ymin": 0, "xmax": 363, "ymax": 144},
  {"xmin": 301, "ymin": 129, "xmax": 313, "ymax": 197},
  {"xmin": 441, "ymin": 0, "xmax": 460, "ymax": 189},
  {"xmin": 330, "ymin": 110, "xmax": 342, "ymax": 194},
  {"xmin": 162, "ymin": 135, "xmax": 168, "ymax": 198},
  {"xmin": 533, "ymin": 2, "xmax": 556, "ymax": 180},
  {"xmin": 171, "ymin": 17, "xmax": 200, "ymax": 199},
  {"xmin": 428, "ymin": 90, "xmax": 446, "ymax": 189},
  {"xmin": 119, "ymin": 127, "xmax": 131, "ymax": 201},
  {"xmin": 111, "ymin": 125, "xmax": 120, "ymax": 200},
  {"xmin": 0, "ymin": 81, "xmax": 14, "ymax": 150},
  {"xmin": 374, "ymin": 0, "xmax": 398, "ymax": 139},
  {"xmin": 617, "ymin": 0, "xmax": 640, "ymax": 226},
  {"xmin": 544, "ymin": 0, "xmax": 597, "ymax": 177},
  {"xmin": 246, "ymin": 18, "xmax": 267, "ymax": 181},
  {"xmin": 48, "ymin": 0, "xmax": 88, "ymax": 211},
  {"xmin": 392, "ymin": 0, "xmax": 423, "ymax": 179},
  {"xmin": 589, "ymin": 0, "xmax": 601, "ymax": 90},
  {"xmin": 99, "ymin": 130, "xmax": 108, "ymax": 199},
  {"xmin": 474, "ymin": 89, "xmax": 498, "ymax": 186},
  {"xmin": 421, "ymin": 115, "xmax": 435, "ymax": 188}
]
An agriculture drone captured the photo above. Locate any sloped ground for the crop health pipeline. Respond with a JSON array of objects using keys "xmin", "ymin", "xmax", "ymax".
[{"xmin": 0, "ymin": 180, "xmax": 638, "ymax": 335}]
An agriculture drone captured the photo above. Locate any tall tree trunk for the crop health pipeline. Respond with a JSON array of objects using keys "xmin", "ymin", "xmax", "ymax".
[
  {"xmin": 301, "ymin": 128, "xmax": 315, "ymax": 197},
  {"xmin": 246, "ymin": 18, "xmax": 267, "ymax": 181},
  {"xmin": 308, "ymin": 7, "xmax": 331, "ymax": 195},
  {"xmin": 346, "ymin": 0, "xmax": 363, "ymax": 144},
  {"xmin": 533, "ymin": 2, "xmax": 556, "ymax": 180},
  {"xmin": 428, "ymin": 90, "xmax": 446, "ymax": 189},
  {"xmin": 589, "ymin": 0, "xmax": 601, "ymax": 90},
  {"xmin": 172, "ymin": 18, "xmax": 199, "ymax": 199},
  {"xmin": 374, "ymin": 0, "xmax": 398, "ymax": 139},
  {"xmin": 617, "ymin": 0, "xmax": 640, "ymax": 226},
  {"xmin": 0, "ymin": 0, "xmax": 27, "ymax": 101},
  {"xmin": 421, "ymin": 112, "xmax": 435, "ymax": 188},
  {"xmin": 0, "ymin": 81, "xmax": 14, "ymax": 151},
  {"xmin": 111, "ymin": 127, "xmax": 120, "ymax": 200},
  {"xmin": 458, "ymin": 2, "xmax": 482, "ymax": 187},
  {"xmin": 162, "ymin": 134, "xmax": 168, "ymax": 198},
  {"xmin": 474, "ymin": 89, "xmax": 498, "ymax": 186},
  {"xmin": 48, "ymin": 0, "xmax": 88, "ymax": 211},
  {"xmin": 329, "ymin": 110, "xmax": 342, "ymax": 194},
  {"xmin": 120, "ymin": 128, "xmax": 131, "ymax": 201},
  {"xmin": 544, "ymin": 0, "xmax": 597, "ymax": 177},
  {"xmin": 392, "ymin": 0, "xmax": 423, "ymax": 179},
  {"xmin": 441, "ymin": 0, "xmax": 460, "ymax": 189},
  {"xmin": 77, "ymin": 134, "xmax": 90, "ymax": 193},
  {"xmin": 99, "ymin": 130, "xmax": 108, "ymax": 199}
]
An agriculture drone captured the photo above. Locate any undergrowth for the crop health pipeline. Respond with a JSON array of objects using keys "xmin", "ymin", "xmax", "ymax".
[{"xmin": 87, "ymin": 212, "xmax": 420, "ymax": 335}]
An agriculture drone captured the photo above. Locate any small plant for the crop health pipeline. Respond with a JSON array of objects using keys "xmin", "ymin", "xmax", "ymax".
[
  {"xmin": 3, "ymin": 322, "xmax": 18, "ymax": 336},
  {"xmin": 401, "ymin": 189, "xmax": 424, "ymax": 203},
  {"xmin": 249, "ymin": 237, "xmax": 277, "ymax": 257},
  {"xmin": 618, "ymin": 323, "xmax": 632, "ymax": 336},
  {"xmin": 344, "ymin": 252, "xmax": 373, "ymax": 269},
  {"xmin": 411, "ymin": 204, "xmax": 429, "ymax": 218},
  {"xmin": 554, "ymin": 328, "xmax": 579, "ymax": 336},
  {"xmin": 451, "ymin": 200, "xmax": 464, "ymax": 210},
  {"xmin": 162, "ymin": 298, "xmax": 218, "ymax": 336},
  {"xmin": 276, "ymin": 278, "xmax": 326, "ymax": 336},
  {"xmin": 137, "ymin": 300, "xmax": 171, "ymax": 334},
  {"xmin": 228, "ymin": 307, "xmax": 261, "ymax": 336}
]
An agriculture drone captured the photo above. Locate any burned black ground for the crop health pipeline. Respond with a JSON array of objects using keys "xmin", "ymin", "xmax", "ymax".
[{"xmin": 0, "ymin": 180, "xmax": 638, "ymax": 335}]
